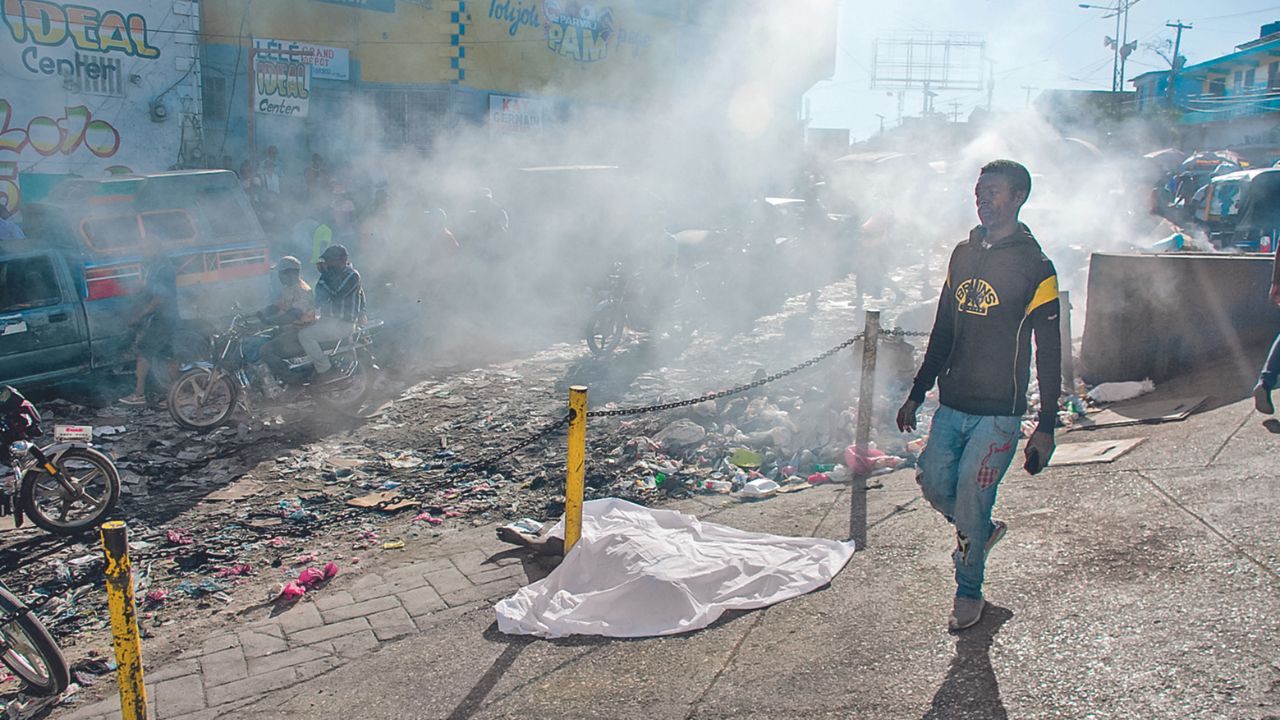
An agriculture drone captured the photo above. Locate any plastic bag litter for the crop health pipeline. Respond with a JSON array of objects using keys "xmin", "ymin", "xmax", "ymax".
[{"xmin": 1087, "ymin": 379, "xmax": 1155, "ymax": 403}]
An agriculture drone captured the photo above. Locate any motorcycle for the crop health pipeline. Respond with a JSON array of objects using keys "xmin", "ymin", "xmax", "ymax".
[
  {"xmin": 585, "ymin": 260, "xmax": 707, "ymax": 357},
  {"xmin": 0, "ymin": 578, "xmax": 69, "ymax": 697},
  {"xmin": 1, "ymin": 418, "xmax": 121, "ymax": 537},
  {"xmin": 166, "ymin": 311, "xmax": 382, "ymax": 431}
]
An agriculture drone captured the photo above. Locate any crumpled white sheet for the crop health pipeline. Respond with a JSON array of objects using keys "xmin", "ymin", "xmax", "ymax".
[{"xmin": 494, "ymin": 498, "xmax": 855, "ymax": 638}]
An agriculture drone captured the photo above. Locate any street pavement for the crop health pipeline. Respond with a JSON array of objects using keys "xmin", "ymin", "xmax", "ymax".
[{"xmin": 55, "ymin": 358, "xmax": 1280, "ymax": 720}]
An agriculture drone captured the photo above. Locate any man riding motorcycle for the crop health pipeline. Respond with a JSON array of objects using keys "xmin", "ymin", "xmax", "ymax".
[{"xmin": 300, "ymin": 244, "xmax": 365, "ymax": 384}]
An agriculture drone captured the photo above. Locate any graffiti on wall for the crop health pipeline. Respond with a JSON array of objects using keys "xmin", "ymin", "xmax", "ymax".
[
  {"xmin": 0, "ymin": 99, "xmax": 121, "ymax": 212},
  {"xmin": 487, "ymin": 0, "xmax": 652, "ymax": 63},
  {"xmin": 1, "ymin": 1, "xmax": 161, "ymax": 57}
]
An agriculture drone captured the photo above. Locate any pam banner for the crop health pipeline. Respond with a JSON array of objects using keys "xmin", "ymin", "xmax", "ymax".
[
  {"xmin": 253, "ymin": 52, "xmax": 310, "ymax": 117},
  {"xmin": 254, "ymin": 38, "xmax": 350, "ymax": 80}
]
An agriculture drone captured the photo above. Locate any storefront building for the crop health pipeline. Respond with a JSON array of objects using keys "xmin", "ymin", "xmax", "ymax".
[
  {"xmin": 0, "ymin": 0, "xmax": 203, "ymax": 212},
  {"xmin": 200, "ymin": 0, "xmax": 834, "ymax": 169}
]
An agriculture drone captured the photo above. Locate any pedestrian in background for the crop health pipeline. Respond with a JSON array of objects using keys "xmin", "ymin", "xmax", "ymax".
[
  {"xmin": 120, "ymin": 245, "xmax": 180, "ymax": 406},
  {"xmin": 1250, "ymin": 247, "xmax": 1280, "ymax": 414},
  {"xmin": 897, "ymin": 159, "xmax": 1061, "ymax": 631}
]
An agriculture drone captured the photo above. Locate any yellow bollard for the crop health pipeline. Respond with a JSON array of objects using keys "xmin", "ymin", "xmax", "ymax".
[
  {"xmin": 564, "ymin": 386, "xmax": 588, "ymax": 552},
  {"xmin": 100, "ymin": 520, "xmax": 147, "ymax": 720}
]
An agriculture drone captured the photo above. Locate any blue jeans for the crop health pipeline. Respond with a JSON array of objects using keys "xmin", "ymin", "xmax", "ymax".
[
  {"xmin": 1260, "ymin": 333, "xmax": 1280, "ymax": 389},
  {"xmin": 918, "ymin": 405, "xmax": 1022, "ymax": 599}
]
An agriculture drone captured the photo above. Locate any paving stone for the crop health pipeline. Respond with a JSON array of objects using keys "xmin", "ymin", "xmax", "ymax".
[
  {"xmin": 204, "ymin": 667, "xmax": 298, "ymax": 707},
  {"xmin": 383, "ymin": 557, "xmax": 452, "ymax": 582},
  {"xmin": 166, "ymin": 709, "xmax": 225, "ymax": 720},
  {"xmin": 448, "ymin": 550, "xmax": 495, "ymax": 574},
  {"xmin": 199, "ymin": 647, "xmax": 248, "ymax": 687},
  {"xmin": 246, "ymin": 645, "xmax": 331, "ymax": 676},
  {"xmin": 424, "ymin": 566, "xmax": 472, "ymax": 595},
  {"xmin": 294, "ymin": 656, "xmax": 344, "ymax": 683},
  {"xmin": 312, "ymin": 590, "xmax": 355, "ymax": 611},
  {"xmin": 289, "ymin": 616, "xmax": 371, "ymax": 646},
  {"xmin": 151, "ymin": 673, "xmax": 206, "ymax": 718},
  {"xmin": 318, "ymin": 594, "xmax": 401, "ymax": 624},
  {"xmin": 147, "ymin": 658, "xmax": 199, "ymax": 683},
  {"xmin": 199, "ymin": 634, "xmax": 239, "ymax": 656},
  {"xmin": 253, "ymin": 623, "xmax": 285, "ymax": 639},
  {"xmin": 239, "ymin": 630, "xmax": 288, "ymax": 658},
  {"xmin": 441, "ymin": 578, "xmax": 518, "ymax": 607},
  {"xmin": 368, "ymin": 606, "xmax": 416, "ymax": 641},
  {"xmin": 413, "ymin": 601, "xmax": 487, "ymax": 630},
  {"xmin": 398, "ymin": 585, "xmax": 447, "ymax": 617},
  {"xmin": 276, "ymin": 602, "xmax": 324, "ymax": 635},
  {"xmin": 166, "ymin": 709, "xmax": 224, "ymax": 720},
  {"xmin": 460, "ymin": 564, "xmax": 522, "ymax": 586},
  {"xmin": 329, "ymin": 629, "xmax": 379, "ymax": 659},
  {"xmin": 57, "ymin": 697, "xmax": 121, "ymax": 720}
]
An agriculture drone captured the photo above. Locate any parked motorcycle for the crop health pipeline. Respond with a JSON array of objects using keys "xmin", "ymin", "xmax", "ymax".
[
  {"xmin": 1, "ymin": 397, "xmax": 121, "ymax": 536},
  {"xmin": 0, "ymin": 578, "xmax": 69, "ymax": 697},
  {"xmin": 585, "ymin": 261, "xmax": 706, "ymax": 357},
  {"xmin": 167, "ymin": 311, "xmax": 381, "ymax": 431}
]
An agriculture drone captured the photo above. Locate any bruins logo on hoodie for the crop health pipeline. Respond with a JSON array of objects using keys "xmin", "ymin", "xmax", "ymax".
[{"xmin": 955, "ymin": 278, "xmax": 1000, "ymax": 316}]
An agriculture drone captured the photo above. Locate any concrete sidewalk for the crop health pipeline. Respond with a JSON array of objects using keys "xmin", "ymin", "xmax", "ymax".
[{"xmin": 60, "ymin": 380, "xmax": 1280, "ymax": 720}]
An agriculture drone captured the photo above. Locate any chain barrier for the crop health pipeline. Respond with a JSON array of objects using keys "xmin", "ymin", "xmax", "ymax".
[
  {"xmin": 883, "ymin": 327, "xmax": 932, "ymax": 339},
  {"xmin": 586, "ymin": 333, "xmax": 867, "ymax": 418}
]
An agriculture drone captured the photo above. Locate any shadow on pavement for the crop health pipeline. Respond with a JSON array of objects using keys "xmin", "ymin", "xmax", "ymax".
[
  {"xmin": 922, "ymin": 603, "xmax": 1013, "ymax": 720},
  {"xmin": 445, "ymin": 625, "xmax": 537, "ymax": 720}
]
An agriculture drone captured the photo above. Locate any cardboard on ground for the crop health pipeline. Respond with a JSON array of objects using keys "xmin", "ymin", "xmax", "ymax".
[
  {"xmin": 1049, "ymin": 438, "xmax": 1147, "ymax": 467},
  {"xmin": 1073, "ymin": 396, "xmax": 1208, "ymax": 430}
]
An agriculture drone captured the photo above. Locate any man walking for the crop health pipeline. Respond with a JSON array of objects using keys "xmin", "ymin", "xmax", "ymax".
[
  {"xmin": 299, "ymin": 245, "xmax": 364, "ymax": 384},
  {"xmin": 896, "ymin": 160, "xmax": 1061, "ymax": 631}
]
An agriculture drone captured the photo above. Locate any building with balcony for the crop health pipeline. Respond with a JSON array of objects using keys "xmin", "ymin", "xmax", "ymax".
[{"xmin": 1133, "ymin": 22, "xmax": 1280, "ymax": 155}]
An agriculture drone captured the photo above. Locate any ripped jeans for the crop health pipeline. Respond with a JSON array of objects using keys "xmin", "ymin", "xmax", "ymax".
[{"xmin": 917, "ymin": 405, "xmax": 1021, "ymax": 600}]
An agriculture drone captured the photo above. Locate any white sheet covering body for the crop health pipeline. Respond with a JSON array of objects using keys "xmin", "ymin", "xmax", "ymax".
[{"xmin": 494, "ymin": 498, "xmax": 856, "ymax": 638}]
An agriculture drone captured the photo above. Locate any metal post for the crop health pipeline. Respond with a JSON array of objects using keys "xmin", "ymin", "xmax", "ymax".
[
  {"xmin": 100, "ymin": 521, "xmax": 147, "ymax": 720},
  {"xmin": 1058, "ymin": 291, "xmax": 1075, "ymax": 394},
  {"xmin": 851, "ymin": 311, "xmax": 880, "ymax": 550},
  {"xmin": 564, "ymin": 386, "xmax": 588, "ymax": 553}
]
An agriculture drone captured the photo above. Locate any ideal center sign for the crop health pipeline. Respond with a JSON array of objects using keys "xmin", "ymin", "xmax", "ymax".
[{"xmin": 253, "ymin": 50, "xmax": 310, "ymax": 117}]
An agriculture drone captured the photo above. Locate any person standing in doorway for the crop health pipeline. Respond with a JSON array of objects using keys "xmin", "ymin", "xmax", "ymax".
[{"xmin": 896, "ymin": 159, "xmax": 1061, "ymax": 631}]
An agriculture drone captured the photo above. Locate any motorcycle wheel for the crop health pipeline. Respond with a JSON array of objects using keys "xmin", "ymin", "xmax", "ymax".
[
  {"xmin": 314, "ymin": 351, "xmax": 376, "ymax": 413},
  {"xmin": 586, "ymin": 306, "xmax": 626, "ymax": 357},
  {"xmin": 20, "ymin": 447, "xmax": 120, "ymax": 536},
  {"xmin": 0, "ymin": 587, "xmax": 69, "ymax": 697},
  {"xmin": 168, "ymin": 368, "xmax": 239, "ymax": 431}
]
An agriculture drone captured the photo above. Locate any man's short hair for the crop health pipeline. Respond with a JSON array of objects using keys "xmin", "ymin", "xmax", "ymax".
[{"xmin": 980, "ymin": 160, "xmax": 1032, "ymax": 201}]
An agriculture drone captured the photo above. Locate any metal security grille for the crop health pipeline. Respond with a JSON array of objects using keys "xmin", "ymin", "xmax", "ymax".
[{"xmin": 76, "ymin": 56, "xmax": 125, "ymax": 97}]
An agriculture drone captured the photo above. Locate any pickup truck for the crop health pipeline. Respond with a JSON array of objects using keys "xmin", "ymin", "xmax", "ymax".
[{"xmin": 0, "ymin": 170, "xmax": 271, "ymax": 388}]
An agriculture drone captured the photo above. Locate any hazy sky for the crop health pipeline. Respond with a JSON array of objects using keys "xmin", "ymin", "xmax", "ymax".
[{"xmin": 805, "ymin": 0, "xmax": 1279, "ymax": 139}]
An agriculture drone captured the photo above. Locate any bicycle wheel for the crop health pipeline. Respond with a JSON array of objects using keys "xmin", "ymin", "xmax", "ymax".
[
  {"xmin": 0, "ymin": 587, "xmax": 69, "ymax": 697},
  {"xmin": 20, "ymin": 447, "xmax": 120, "ymax": 536}
]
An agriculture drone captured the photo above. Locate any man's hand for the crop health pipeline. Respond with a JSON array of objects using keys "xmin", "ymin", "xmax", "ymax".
[
  {"xmin": 1269, "ymin": 283, "xmax": 1280, "ymax": 308},
  {"xmin": 896, "ymin": 399, "xmax": 920, "ymax": 432},
  {"xmin": 1024, "ymin": 431, "xmax": 1055, "ymax": 471}
]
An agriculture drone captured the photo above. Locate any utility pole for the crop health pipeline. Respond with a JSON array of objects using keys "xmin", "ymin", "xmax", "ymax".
[
  {"xmin": 1021, "ymin": 85, "xmax": 1037, "ymax": 108},
  {"xmin": 1166, "ymin": 20, "xmax": 1192, "ymax": 106},
  {"xmin": 949, "ymin": 101, "xmax": 961, "ymax": 122},
  {"xmin": 985, "ymin": 58, "xmax": 996, "ymax": 112},
  {"xmin": 1117, "ymin": 0, "xmax": 1139, "ymax": 99}
]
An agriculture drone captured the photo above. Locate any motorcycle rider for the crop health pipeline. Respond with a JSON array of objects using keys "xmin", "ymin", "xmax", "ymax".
[
  {"xmin": 0, "ymin": 385, "xmax": 40, "ymax": 517},
  {"xmin": 253, "ymin": 256, "xmax": 316, "ymax": 395},
  {"xmin": 299, "ymin": 244, "xmax": 365, "ymax": 383}
]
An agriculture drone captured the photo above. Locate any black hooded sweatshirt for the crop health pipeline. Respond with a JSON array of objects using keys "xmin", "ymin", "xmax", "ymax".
[{"xmin": 908, "ymin": 224, "xmax": 1062, "ymax": 433}]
